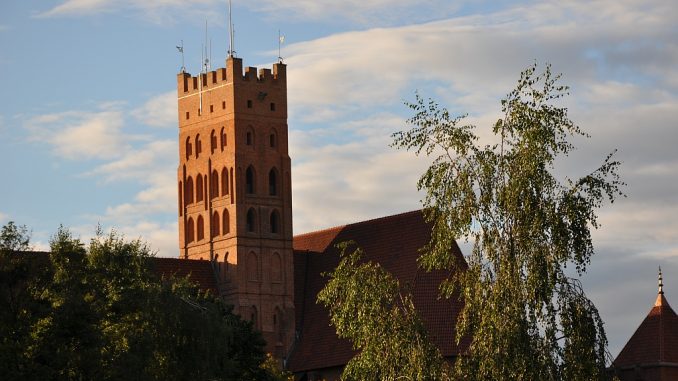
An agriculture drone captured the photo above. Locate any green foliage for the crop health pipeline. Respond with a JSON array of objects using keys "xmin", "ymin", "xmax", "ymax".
[
  {"xmin": 0, "ymin": 223, "xmax": 271, "ymax": 381},
  {"xmin": 260, "ymin": 353, "xmax": 295, "ymax": 381},
  {"xmin": 0, "ymin": 221, "xmax": 31, "ymax": 251},
  {"xmin": 392, "ymin": 64, "xmax": 622, "ymax": 380},
  {"xmin": 318, "ymin": 241, "xmax": 450, "ymax": 381}
]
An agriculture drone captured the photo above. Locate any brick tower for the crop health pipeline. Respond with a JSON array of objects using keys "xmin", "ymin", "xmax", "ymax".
[{"xmin": 176, "ymin": 56, "xmax": 294, "ymax": 357}]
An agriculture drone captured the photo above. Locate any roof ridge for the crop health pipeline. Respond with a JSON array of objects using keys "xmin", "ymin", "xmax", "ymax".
[{"xmin": 293, "ymin": 209, "xmax": 423, "ymax": 239}]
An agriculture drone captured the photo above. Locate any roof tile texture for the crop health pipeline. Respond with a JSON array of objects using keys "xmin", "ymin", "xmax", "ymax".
[
  {"xmin": 148, "ymin": 257, "xmax": 219, "ymax": 295},
  {"xmin": 614, "ymin": 293, "xmax": 678, "ymax": 368}
]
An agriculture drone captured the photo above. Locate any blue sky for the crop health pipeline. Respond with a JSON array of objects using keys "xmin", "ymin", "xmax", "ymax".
[{"xmin": 1, "ymin": 0, "xmax": 677, "ymax": 357}]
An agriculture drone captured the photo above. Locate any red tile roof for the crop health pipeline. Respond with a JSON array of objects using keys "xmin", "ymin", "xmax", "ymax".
[
  {"xmin": 148, "ymin": 257, "xmax": 219, "ymax": 295},
  {"xmin": 288, "ymin": 210, "xmax": 468, "ymax": 372},
  {"xmin": 614, "ymin": 291, "xmax": 678, "ymax": 368}
]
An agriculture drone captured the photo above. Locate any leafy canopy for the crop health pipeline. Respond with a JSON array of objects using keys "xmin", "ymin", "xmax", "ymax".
[
  {"xmin": 317, "ymin": 241, "xmax": 450, "ymax": 381},
  {"xmin": 0, "ymin": 223, "xmax": 275, "ymax": 381},
  {"xmin": 392, "ymin": 63, "xmax": 623, "ymax": 380}
]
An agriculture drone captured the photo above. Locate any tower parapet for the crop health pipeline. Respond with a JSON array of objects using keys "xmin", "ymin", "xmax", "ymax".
[
  {"xmin": 177, "ymin": 58, "xmax": 286, "ymax": 96},
  {"xmin": 177, "ymin": 57, "xmax": 287, "ymax": 128}
]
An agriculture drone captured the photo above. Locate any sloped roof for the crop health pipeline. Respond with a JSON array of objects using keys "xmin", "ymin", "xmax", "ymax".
[
  {"xmin": 288, "ymin": 210, "xmax": 468, "ymax": 372},
  {"xmin": 614, "ymin": 290, "xmax": 678, "ymax": 368},
  {"xmin": 148, "ymin": 257, "xmax": 219, "ymax": 295}
]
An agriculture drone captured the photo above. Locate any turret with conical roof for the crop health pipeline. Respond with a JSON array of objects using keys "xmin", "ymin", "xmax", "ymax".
[{"xmin": 612, "ymin": 268, "xmax": 678, "ymax": 381}]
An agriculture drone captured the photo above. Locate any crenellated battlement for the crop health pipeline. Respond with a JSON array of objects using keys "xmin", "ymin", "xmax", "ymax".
[{"xmin": 177, "ymin": 57, "xmax": 286, "ymax": 96}]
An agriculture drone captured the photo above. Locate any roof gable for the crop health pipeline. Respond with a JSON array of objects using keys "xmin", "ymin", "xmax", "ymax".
[{"xmin": 288, "ymin": 210, "xmax": 468, "ymax": 372}]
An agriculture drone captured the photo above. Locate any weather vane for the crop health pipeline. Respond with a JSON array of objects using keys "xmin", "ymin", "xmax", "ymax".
[
  {"xmin": 176, "ymin": 40, "xmax": 185, "ymax": 73},
  {"xmin": 278, "ymin": 30, "xmax": 285, "ymax": 63}
]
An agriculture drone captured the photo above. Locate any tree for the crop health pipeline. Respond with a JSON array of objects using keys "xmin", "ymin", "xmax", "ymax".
[
  {"xmin": 392, "ymin": 64, "xmax": 623, "ymax": 380},
  {"xmin": 0, "ymin": 223, "xmax": 274, "ymax": 381},
  {"xmin": 0, "ymin": 222, "xmax": 51, "ymax": 380},
  {"xmin": 317, "ymin": 242, "xmax": 450, "ymax": 381}
]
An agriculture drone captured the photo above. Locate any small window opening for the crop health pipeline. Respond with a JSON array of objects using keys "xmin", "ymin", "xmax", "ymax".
[
  {"xmin": 222, "ymin": 101, "xmax": 226, "ymax": 109},
  {"xmin": 270, "ymin": 210, "xmax": 280, "ymax": 234},
  {"xmin": 246, "ymin": 132, "xmax": 253, "ymax": 146},
  {"xmin": 185, "ymin": 111, "xmax": 190, "ymax": 120},
  {"xmin": 246, "ymin": 208, "xmax": 256, "ymax": 232},
  {"xmin": 210, "ymin": 105, "xmax": 214, "ymax": 113},
  {"xmin": 269, "ymin": 169, "xmax": 277, "ymax": 196},
  {"xmin": 247, "ymin": 100, "xmax": 253, "ymax": 108},
  {"xmin": 246, "ymin": 167, "xmax": 255, "ymax": 194},
  {"xmin": 270, "ymin": 102, "xmax": 275, "ymax": 111}
]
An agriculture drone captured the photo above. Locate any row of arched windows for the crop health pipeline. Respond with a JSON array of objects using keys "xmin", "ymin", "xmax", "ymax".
[
  {"xmin": 185, "ymin": 207, "xmax": 281, "ymax": 244},
  {"xmin": 181, "ymin": 165, "xmax": 278, "ymax": 208},
  {"xmin": 244, "ymin": 305, "xmax": 284, "ymax": 340},
  {"xmin": 182, "ymin": 167, "xmax": 233, "ymax": 206},
  {"xmin": 245, "ymin": 127, "xmax": 278, "ymax": 150},
  {"xmin": 245, "ymin": 208, "xmax": 282, "ymax": 234},
  {"xmin": 185, "ymin": 209, "xmax": 231, "ymax": 244},
  {"xmin": 246, "ymin": 251, "xmax": 283, "ymax": 283},
  {"xmin": 245, "ymin": 166, "xmax": 279, "ymax": 196},
  {"xmin": 185, "ymin": 127, "xmax": 279, "ymax": 161},
  {"xmin": 185, "ymin": 127, "xmax": 228, "ymax": 160}
]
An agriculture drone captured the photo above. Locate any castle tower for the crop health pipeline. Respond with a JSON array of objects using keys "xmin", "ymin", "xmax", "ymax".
[{"xmin": 176, "ymin": 57, "xmax": 294, "ymax": 357}]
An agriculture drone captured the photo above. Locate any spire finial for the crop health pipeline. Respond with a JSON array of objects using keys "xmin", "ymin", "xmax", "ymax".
[{"xmin": 659, "ymin": 266, "xmax": 664, "ymax": 295}]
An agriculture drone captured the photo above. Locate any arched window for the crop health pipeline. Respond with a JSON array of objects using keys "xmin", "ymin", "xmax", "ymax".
[
  {"xmin": 246, "ymin": 129, "xmax": 254, "ymax": 146},
  {"xmin": 250, "ymin": 305, "xmax": 258, "ymax": 328},
  {"xmin": 248, "ymin": 252, "xmax": 259, "ymax": 280},
  {"xmin": 269, "ymin": 168, "xmax": 278, "ymax": 196},
  {"xmin": 246, "ymin": 166, "xmax": 255, "ymax": 194},
  {"xmin": 220, "ymin": 127, "xmax": 227, "ymax": 151},
  {"xmin": 195, "ymin": 134, "xmax": 202, "ymax": 159},
  {"xmin": 210, "ymin": 170, "xmax": 219, "ymax": 199},
  {"xmin": 222, "ymin": 209, "xmax": 230, "ymax": 234},
  {"xmin": 221, "ymin": 167, "xmax": 229, "ymax": 196},
  {"xmin": 197, "ymin": 215, "xmax": 204, "ymax": 241},
  {"xmin": 269, "ymin": 130, "xmax": 277, "ymax": 149},
  {"xmin": 271, "ymin": 252, "xmax": 282, "ymax": 282},
  {"xmin": 196, "ymin": 174, "xmax": 204, "ymax": 202},
  {"xmin": 270, "ymin": 209, "xmax": 280, "ymax": 234},
  {"xmin": 211, "ymin": 211, "xmax": 220, "ymax": 237},
  {"xmin": 185, "ymin": 176, "xmax": 194, "ymax": 205},
  {"xmin": 210, "ymin": 130, "xmax": 217, "ymax": 154},
  {"xmin": 178, "ymin": 181, "xmax": 183, "ymax": 215},
  {"xmin": 185, "ymin": 137, "xmax": 192, "ymax": 160},
  {"xmin": 274, "ymin": 307, "xmax": 284, "ymax": 343},
  {"xmin": 246, "ymin": 208, "xmax": 256, "ymax": 232},
  {"xmin": 186, "ymin": 217, "xmax": 195, "ymax": 243}
]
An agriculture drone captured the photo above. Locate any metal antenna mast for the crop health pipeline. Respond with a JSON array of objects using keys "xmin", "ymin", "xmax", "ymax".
[
  {"xmin": 228, "ymin": 0, "xmax": 235, "ymax": 57},
  {"xmin": 204, "ymin": 19, "xmax": 210, "ymax": 71},
  {"xmin": 199, "ymin": 45, "xmax": 204, "ymax": 115}
]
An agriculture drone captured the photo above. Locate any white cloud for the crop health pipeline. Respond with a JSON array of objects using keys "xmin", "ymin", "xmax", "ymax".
[
  {"xmin": 247, "ymin": 0, "xmax": 464, "ymax": 25},
  {"xmin": 24, "ymin": 108, "xmax": 130, "ymax": 160},
  {"xmin": 35, "ymin": 0, "xmax": 225, "ymax": 24},
  {"xmin": 291, "ymin": 112, "xmax": 427, "ymax": 233},
  {"xmin": 132, "ymin": 91, "xmax": 177, "ymax": 128}
]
